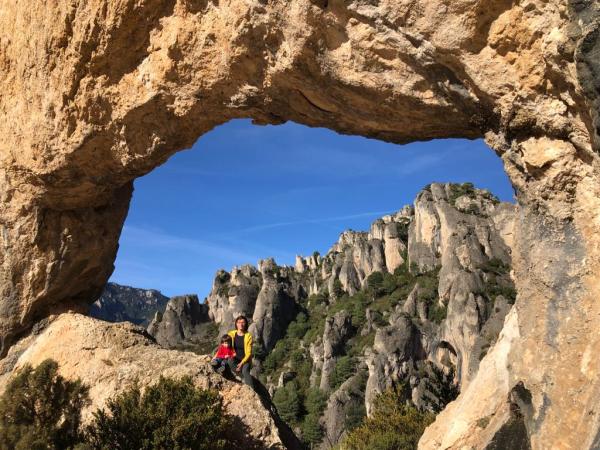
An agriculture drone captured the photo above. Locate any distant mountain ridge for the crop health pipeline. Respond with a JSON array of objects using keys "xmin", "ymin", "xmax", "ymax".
[{"xmin": 89, "ymin": 282, "xmax": 169, "ymax": 327}]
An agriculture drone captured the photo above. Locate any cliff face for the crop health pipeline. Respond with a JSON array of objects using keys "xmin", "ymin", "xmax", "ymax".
[
  {"xmin": 147, "ymin": 294, "xmax": 216, "ymax": 353},
  {"xmin": 196, "ymin": 183, "xmax": 515, "ymax": 447},
  {"xmin": 89, "ymin": 282, "xmax": 169, "ymax": 326},
  {"xmin": 1, "ymin": 1, "xmax": 600, "ymax": 448}
]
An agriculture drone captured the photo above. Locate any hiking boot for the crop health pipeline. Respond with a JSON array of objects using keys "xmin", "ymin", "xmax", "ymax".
[
  {"xmin": 217, "ymin": 365, "xmax": 226, "ymax": 375},
  {"xmin": 210, "ymin": 359, "xmax": 219, "ymax": 368}
]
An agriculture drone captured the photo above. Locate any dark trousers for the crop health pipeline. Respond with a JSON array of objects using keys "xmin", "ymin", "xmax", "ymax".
[
  {"xmin": 227, "ymin": 358, "xmax": 253, "ymax": 388},
  {"xmin": 211, "ymin": 357, "xmax": 228, "ymax": 370}
]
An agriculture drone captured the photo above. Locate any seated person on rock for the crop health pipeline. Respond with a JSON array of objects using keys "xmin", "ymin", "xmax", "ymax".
[
  {"xmin": 211, "ymin": 334, "xmax": 236, "ymax": 374},
  {"xmin": 227, "ymin": 315, "xmax": 254, "ymax": 388}
]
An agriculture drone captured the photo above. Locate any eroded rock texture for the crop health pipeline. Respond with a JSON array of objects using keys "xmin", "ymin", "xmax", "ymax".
[
  {"xmin": 0, "ymin": 313, "xmax": 300, "ymax": 449},
  {"xmin": 1, "ymin": 0, "xmax": 599, "ymax": 448},
  {"xmin": 201, "ymin": 184, "xmax": 514, "ymax": 447},
  {"xmin": 146, "ymin": 294, "xmax": 213, "ymax": 349}
]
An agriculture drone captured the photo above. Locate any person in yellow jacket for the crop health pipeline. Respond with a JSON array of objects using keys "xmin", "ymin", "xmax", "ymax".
[{"xmin": 227, "ymin": 315, "xmax": 253, "ymax": 388}]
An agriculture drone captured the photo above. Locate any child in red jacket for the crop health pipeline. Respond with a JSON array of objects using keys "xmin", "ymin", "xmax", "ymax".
[{"xmin": 211, "ymin": 334, "xmax": 236, "ymax": 374}]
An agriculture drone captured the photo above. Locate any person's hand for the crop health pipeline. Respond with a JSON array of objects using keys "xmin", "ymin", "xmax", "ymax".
[{"xmin": 236, "ymin": 362, "xmax": 243, "ymax": 372}]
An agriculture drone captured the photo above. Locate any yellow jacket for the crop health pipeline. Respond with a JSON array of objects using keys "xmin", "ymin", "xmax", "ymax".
[{"xmin": 227, "ymin": 330, "xmax": 253, "ymax": 365}]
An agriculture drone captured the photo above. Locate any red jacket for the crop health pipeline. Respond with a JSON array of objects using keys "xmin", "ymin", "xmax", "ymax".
[{"xmin": 215, "ymin": 344, "xmax": 235, "ymax": 359}]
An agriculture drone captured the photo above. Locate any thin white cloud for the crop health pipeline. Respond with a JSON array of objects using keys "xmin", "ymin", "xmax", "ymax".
[
  {"xmin": 120, "ymin": 224, "xmax": 299, "ymax": 268},
  {"xmin": 121, "ymin": 225, "xmax": 260, "ymax": 262},
  {"xmin": 227, "ymin": 210, "xmax": 396, "ymax": 235}
]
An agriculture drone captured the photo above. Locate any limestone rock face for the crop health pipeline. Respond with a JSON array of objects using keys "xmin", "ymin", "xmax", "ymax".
[
  {"xmin": 89, "ymin": 282, "xmax": 169, "ymax": 326},
  {"xmin": 192, "ymin": 184, "xmax": 514, "ymax": 448},
  {"xmin": 410, "ymin": 184, "xmax": 515, "ymax": 387},
  {"xmin": 319, "ymin": 311, "xmax": 354, "ymax": 392},
  {"xmin": 1, "ymin": 1, "xmax": 600, "ymax": 448},
  {"xmin": 319, "ymin": 365, "xmax": 368, "ymax": 449},
  {"xmin": 249, "ymin": 259, "xmax": 302, "ymax": 353},
  {"xmin": 0, "ymin": 313, "xmax": 299, "ymax": 450},
  {"xmin": 419, "ymin": 308, "xmax": 522, "ymax": 450},
  {"xmin": 206, "ymin": 265, "xmax": 261, "ymax": 336},
  {"xmin": 146, "ymin": 294, "xmax": 212, "ymax": 349}
]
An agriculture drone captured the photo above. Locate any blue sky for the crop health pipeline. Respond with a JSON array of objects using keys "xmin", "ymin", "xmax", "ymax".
[{"xmin": 110, "ymin": 119, "xmax": 514, "ymax": 298}]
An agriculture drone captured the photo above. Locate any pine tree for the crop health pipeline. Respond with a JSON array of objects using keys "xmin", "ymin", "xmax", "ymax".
[
  {"xmin": 301, "ymin": 413, "xmax": 323, "ymax": 446},
  {"xmin": 339, "ymin": 385, "xmax": 435, "ymax": 450},
  {"xmin": 0, "ymin": 359, "xmax": 89, "ymax": 450},
  {"xmin": 273, "ymin": 381, "xmax": 302, "ymax": 424}
]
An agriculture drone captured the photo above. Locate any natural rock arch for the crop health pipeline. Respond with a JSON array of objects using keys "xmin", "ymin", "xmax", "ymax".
[{"xmin": 1, "ymin": 0, "xmax": 599, "ymax": 448}]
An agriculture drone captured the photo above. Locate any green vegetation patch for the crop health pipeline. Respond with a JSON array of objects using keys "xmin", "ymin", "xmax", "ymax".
[
  {"xmin": 0, "ymin": 359, "xmax": 89, "ymax": 450},
  {"xmin": 329, "ymin": 356, "xmax": 357, "ymax": 391},
  {"xmin": 338, "ymin": 385, "xmax": 435, "ymax": 450},
  {"xmin": 448, "ymin": 182, "xmax": 477, "ymax": 205},
  {"xmin": 264, "ymin": 259, "xmax": 444, "ymax": 448},
  {"xmin": 474, "ymin": 257, "xmax": 517, "ymax": 310},
  {"xmin": 0, "ymin": 360, "xmax": 244, "ymax": 450},
  {"xmin": 86, "ymin": 377, "xmax": 234, "ymax": 450}
]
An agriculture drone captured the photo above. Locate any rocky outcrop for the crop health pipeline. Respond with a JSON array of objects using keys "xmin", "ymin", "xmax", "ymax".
[
  {"xmin": 2, "ymin": 183, "xmax": 514, "ymax": 448},
  {"xmin": 206, "ymin": 265, "xmax": 261, "ymax": 336},
  {"xmin": 147, "ymin": 295, "xmax": 216, "ymax": 354},
  {"xmin": 0, "ymin": 313, "xmax": 300, "ymax": 450},
  {"xmin": 89, "ymin": 282, "xmax": 169, "ymax": 326},
  {"xmin": 1, "ymin": 2, "xmax": 600, "ymax": 447},
  {"xmin": 319, "ymin": 311, "xmax": 354, "ymax": 392},
  {"xmin": 193, "ymin": 184, "xmax": 515, "ymax": 448},
  {"xmin": 250, "ymin": 259, "xmax": 303, "ymax": 353},
  {"xmin": 74, "ymin": 182, "xmax": 517, "ymax": 449},
  {"xmin": 419, "ymin": 308, "xmax": 522, "ymax": 450},
  {"xmin": 410, "ymin": 184, "xmax": 515, "ymax": 388},
  {"xmin": 320, "ymin": 365, "xmax": 368, "ymax": 449}
]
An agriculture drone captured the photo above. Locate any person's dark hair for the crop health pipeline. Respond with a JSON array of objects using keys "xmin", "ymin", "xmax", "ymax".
[
  {"xmin": 221, "ymin": 334, "xmax": 231, "ymax": 344},
  {"xmin": 234, "ymin": 315, "xmax": 248, "ymax": 332}
]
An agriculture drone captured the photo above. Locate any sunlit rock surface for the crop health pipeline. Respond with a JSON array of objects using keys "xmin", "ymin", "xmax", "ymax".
[
  {"xmin": 0, "ymin": 313, "xmax": 300, "ymax": 449},
  {"xmin": 0, "ymin": 0, "xmax": 599, "ymax": 447},
  {"xmin": 203, "ymin": 183, "xmax": 516, "ymax": 447}
]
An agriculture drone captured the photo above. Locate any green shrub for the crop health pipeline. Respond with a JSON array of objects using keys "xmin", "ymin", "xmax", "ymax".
[
  {"xmin": 344, "ymin": 401, "xmax": 366, "ymax": 432},
  {"xmin": 366, "ymin": 272, "xmax": 402, "ymax": 298},
  {"xmin": 366, "ymin": 272, "xmax": 384, "ymax": 296},
  {"xmin": 347, "ymin": 332, "xmax": 376, "ymax": 357},
  {"xmin": 349, "ymin": 293, "xmax": 369, "ymax": 329},
  {"xmin": 328, "ymin": 291, "xmax": 368, "ymax": 330},
  {"xmin": 253, "ymin": 342, "xmax": 267, "ymax": 361},
  {"xmin": 309, "ymin": 291, "xmax": 329, "ymax": 307},
  {"xmin": 86, "ymin": 376, "xmax": 233, "ymax": 450},
  {"xmin": 448, "ymin": 182, "xmax": 476, "ymax": 205},
  {"xmin": 427, "ymin": 302, "xmax": 447, "ymax": 324},
  {"xmin": 478, "ymin": 272, "xmax": 517, "ymax": 306},
  {"xmin": 381, "ymin": 273, "xmax": 399, "ymax": 296},
  {"xmin": 339, "ymin": 385, "xmax": 435, "ymax": 450},
  {"xmin": 421, "ymin": 365, "xmax": 459, "ymax": 412},
  {"xmin": 272, "ymin": 381, "xmax": 302, "ymax": 425},
  {"xmin": 332, "ymin": 279, "xmax": 345, "ymax": 299},
  {"xmin": 304, "ymin": 388, "xmax": 327, "ymax": 417},
  {"xmin": 330, "ymin": 357, "xmax": 357, "ymax": 390},
  {"xmin": 301, "ymin": 413, "xmax": 323, "ymax": 446},
  {"xmin": 287, "ymin": 312, "xmax": 310, "ymax": 339},
  {"xmin": 262, "ymin": 337, "xmax": 298, "ymax": 375},
  {"xmin": 0, "ymin": 359, "xmax": 89, "ymax": 450}
]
